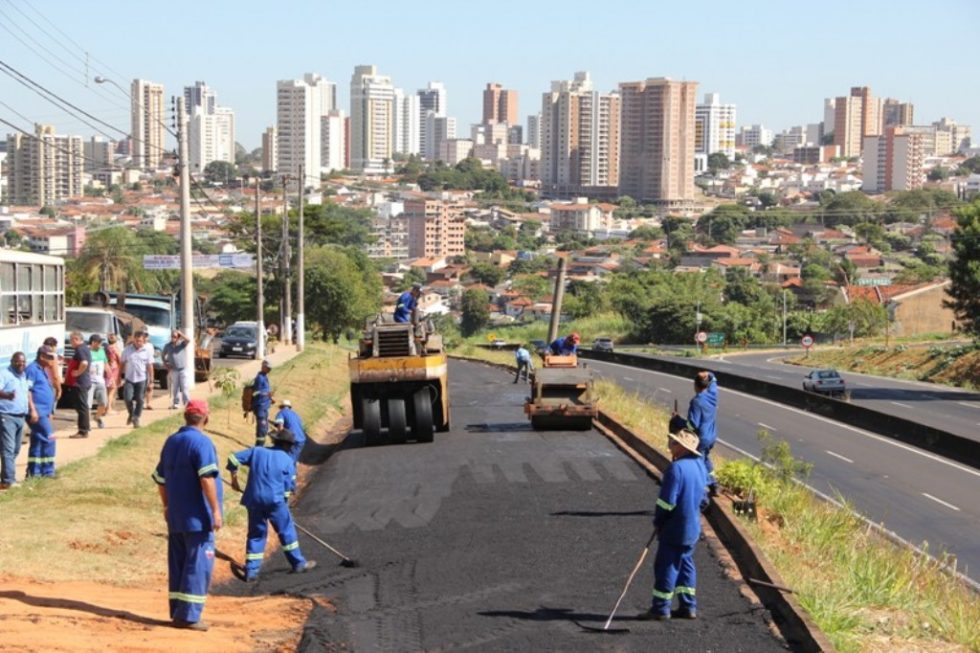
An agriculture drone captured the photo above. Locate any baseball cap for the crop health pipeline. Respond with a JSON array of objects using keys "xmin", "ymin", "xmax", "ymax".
[{"xmin": 185, "ymin": 399, "xmax": 210, "ymax": 417}]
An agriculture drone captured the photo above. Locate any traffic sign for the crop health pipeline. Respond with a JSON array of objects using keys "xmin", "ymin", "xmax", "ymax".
[
  {"xmin": 801, "ymin": 335, "xmax": 814, "ymax": 348},
  {"xmin": 707, "ymin": 332, "xmax": 725, "ymax": 347},
  {"xmin": 696, "ymin": 331, "xmax": 708, "ymax": 344}
]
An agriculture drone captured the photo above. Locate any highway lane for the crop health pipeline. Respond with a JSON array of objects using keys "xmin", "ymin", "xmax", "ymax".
[
  {"xmin": 585, "ymin": 359, "xmax": 980, "ymax": 586},
  {"xmin": 695, "ymin": 349, "xmax": 980, "ymax": 443},
  {"xmin": 220, "ymin": 360, "xmax": 786, "ymax": 652}
]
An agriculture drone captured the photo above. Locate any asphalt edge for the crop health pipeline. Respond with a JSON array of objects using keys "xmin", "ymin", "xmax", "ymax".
[{"xmin": 450, "ymin": 354, "xmax": 835, "ymax": 653}]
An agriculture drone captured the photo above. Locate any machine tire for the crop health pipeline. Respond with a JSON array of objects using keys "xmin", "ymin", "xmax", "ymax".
[
  {"xmin": 362, "ymin": 397, "xmax": 382, "ymax": 446},
  {"xmin": 412, "ymin": 389, "xmax": 434, "ymax": 443},
  {"xmin": 387, "ymin": 397, "xmax": 407, "ymax": 444}
]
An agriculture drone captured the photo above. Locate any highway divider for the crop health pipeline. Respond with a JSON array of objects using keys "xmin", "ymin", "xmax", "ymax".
[{"xmin": 579, "ymin": 349, "xmax": 980, "ymax": 470}]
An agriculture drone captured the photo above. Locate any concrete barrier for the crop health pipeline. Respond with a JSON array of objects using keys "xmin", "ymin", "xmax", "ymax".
[{"xmin": 580, "ymin": 349, "xmax": 980, "ymax": 470}]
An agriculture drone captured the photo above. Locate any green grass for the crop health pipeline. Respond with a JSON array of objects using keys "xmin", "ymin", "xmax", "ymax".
[{"xmin": 466, "ymin": 312, "xmax": 632, "ymax": 347}]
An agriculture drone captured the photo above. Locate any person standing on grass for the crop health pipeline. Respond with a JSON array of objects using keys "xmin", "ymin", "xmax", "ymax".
[
  {"xmin": 271, "ymin": 399, "xmax": 306, "ymax": 463},
  {"xmin": 251, "ymin": 360, "xmax": 273, "ymax": 446},
  {"xmin": 67, "ymin": 331, "xmax": 92, "ymax": 439},
  {"xmin": 87, "ymin": 335, "xmax": 109, "ymax": 429},
  {"xmin": 163, "ymin": 330, "xmax": 191, "ymax": 409},
  {"xmin": 153, "ymin": 399, "xmax": 222, "ymax": 631},
  {"xmin": 0, "ymin": 352, "xmax": 35, "ymax": 490},
  {"xmin": 121, "ymin": 330, "xmax": 154, "ymax": 428},
  {"xmin": 687, "ymin": 370, "xmax": 719, "ymax": 497},
  {"xmin": 26, "ymin": 346, "xmax": 57, "ymax": 478},
  {"xmin": 226, "ymin": 428, "xmax": 316, "ymax": 582},
  {"xmin": 639, "ymin": 429, "xmax": 706, "ymax": 621},
  {"xmin": 514, "ymin": 345, "xmax": 533, "ymax": 383}
]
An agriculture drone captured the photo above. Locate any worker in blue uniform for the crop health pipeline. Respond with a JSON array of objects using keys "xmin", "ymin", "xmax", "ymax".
[
  {"xmin": 226, "ymin": 428, "xmax": 316, "ymax": 582},
  {"xmin": 153, "ymin": 399, "xmax": 223, "ymax": 631},
  {"xmin": 251, "ymin": 360, "xmax": 273, "ymax": 446},
  {"xmin": 549, "ymin": 332, "xmax": 580, "ymax": 355},
  {"xmin": 25, "ymin": 346, "xmax": 57, "ymax": 477},
  {"xmin": 272, "ymin": 399, "xmax": 306, "ymax": 462},
  {"xmin": 640, "ymin": 428, "xmax": 706, "ymax": 621},
  {"xmin": 394, "ymin": 283, "xmax": 422, "ymax": 323},
  {"xmin": 687, "ymin": 370, "xmax": 719, "ymax": 496}
]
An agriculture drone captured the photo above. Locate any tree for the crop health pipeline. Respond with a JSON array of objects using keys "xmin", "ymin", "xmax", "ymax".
[
  {"xmin": 959, "ymin": 156, "xmax": 980, "ymax": 175},
  {"xmin": 707, "ymin": 152, "xmax": 731, "ymax": 173},
  {"xmin": 928, "ymin": 166, "xmax": 950, "ymax": 182},
  {"xmin": 75, "ymin": 227, "xmax": 159, "ymax": 293},
  {"xmin": 469, "ymin": 262, "xmax": 505, "ymax": 287},
  {"xmin": 460, "ymin": 289, "xmax": 490, "ymax": 336},
  {"xmin": 945, "ymin": 201, "xmax": 980, "ymax": 339},
  {"xmin": 201, "ymin": 271, "xmax": 256, "ymax": 325},
  {"xmin": 819, "ymin": 191, "xmax": 880, "ymax": 227},
  {"xmin": 304, "ymin": 246, "xmax": 381, "ymax": 342},
  {"xmin": 629, "ymin": 225, "xmax": 664, "ymax": 241},
  {"xmin": 401, "ymin": 267, "xmax": 427, "ymax": 291},
  {"xmin": 696, "ymin": 204, "xmax": 750, "ymax": 245},
  {"xmin": 203, "ymin": 160, "xmax": 237, "ymax": 185}
]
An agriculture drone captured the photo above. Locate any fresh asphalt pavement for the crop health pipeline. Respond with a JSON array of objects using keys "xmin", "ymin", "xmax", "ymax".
[
  {"xmin": 672, "ymin": 349, "xmax": 980, "ymax": 444},
  {"xmin": 584, "ymin": 358, "xmax": 980, "ymax": 587},
  {"xmin": 217, "ymin": 360, "xmax": 788, "ymax": 652}
]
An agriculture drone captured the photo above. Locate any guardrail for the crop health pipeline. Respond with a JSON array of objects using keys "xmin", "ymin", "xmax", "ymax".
[{"xmin": 578, "ymin": 349, "xmax": 980, "ymax": 471}]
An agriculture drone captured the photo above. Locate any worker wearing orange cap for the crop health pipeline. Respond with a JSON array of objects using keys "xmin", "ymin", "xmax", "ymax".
[
  {"xmin": 152, "ymin": 399, "xmax": 223, "ymax": 632},
  {"xmin": 549, "ymin": 332, "xmax": 580, "ymax": 355}
]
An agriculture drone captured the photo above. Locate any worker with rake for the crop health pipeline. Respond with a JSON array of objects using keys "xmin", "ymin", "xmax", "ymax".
[{"xmin": 226, "ymin": 428, "xmax": 316, "ymax": 582}]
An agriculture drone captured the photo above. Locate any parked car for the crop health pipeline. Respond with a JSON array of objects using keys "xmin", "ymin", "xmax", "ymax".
[
  {"xmin": 489, "ymin": 339, "xmax": 509, "ymax": 350},
  {"xmin": 593, "ymin": 337, "xmax": 615, "ymax": 352},
  {"xmin": 218, "ymin": 323, "xmax": 259, "ymax": 359},
  {"xmin": 802, "ymin": 369, "xmax": 846, "ymax": 397}
]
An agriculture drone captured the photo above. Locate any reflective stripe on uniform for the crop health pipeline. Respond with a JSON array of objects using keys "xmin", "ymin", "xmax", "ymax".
[
  {"xmin": 283, "ymin": 541, "xmax": 299, "ymax": 551},
  {"xmin": 245, "ymin": 552, "xmax": 264, "ymax": 561},
  {"xmin": 652, "ymin": 588, "xmax": 674, "ymax": 600},
  {"xmin": 169, "ymin": 591, "xmax": 207, "ymax": 604},
  {"xmin": 197, "ymin": 463, "xmax": 218, "ymax": 476},
  {"xmin": 27, "ymin": 456, "xmax": 56, "ymax": 463},
  {"xmin": 656, "ymin": 498, "xmax": 675, "ymax": 511},
  {"xmin": 227, "ymin": 454, "xmax": 241, "ymax": 468},
  {"xmin": 152, "ymin": 470, "xmax": 165, "ymax": 484},
  {"xmin": 676, "ymin": 586, "xmax": 696, "ymax": 596}
]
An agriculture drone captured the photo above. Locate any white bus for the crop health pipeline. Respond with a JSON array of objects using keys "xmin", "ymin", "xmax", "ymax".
[{"xmin": 0, "ymin": 249, "xmax": 65, "ymax": 367}]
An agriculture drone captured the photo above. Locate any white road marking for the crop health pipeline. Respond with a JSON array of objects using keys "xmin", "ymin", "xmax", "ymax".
[
  {"xmin": 757, "ymin": 422, "xmax": 777, "ymax": 432},
  {"xmin": 825, "ymin": 450, "xmax": 854, "ymax": 464},
  {"xmin": 764, "ymin": 374, "xmax": 781, "ymax": 380},
  {"xmin": 594, "ymin": 359, "xmax": 980, "ymax": 479},
  {"xmin": 959, "ymin": 402, "xmax": 980, "ymax": 410},
  {"xmin": 921, "ymin": 493, "xmax": 960, "ymax": 511},
  {"xmin": 623, "ymin": 377, "xmax": 635, "ymax": 382},
  {"xmin": 890, "ymin": 401, "xmax": 913, "ymax": 409},
  {"xmin": 658, "ymin": 387, "xmax": 672, "ymax": 394}
]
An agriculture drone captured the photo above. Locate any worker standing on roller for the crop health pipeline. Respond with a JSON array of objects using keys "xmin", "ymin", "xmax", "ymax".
[
  {"xmin": 271, "ymin": 399, "xmax": 306, "ymax": 462},
  {"xmin": 394, "ymin": 283, "xmax": 422, "ymax": 323},
  {"xmin": 226, "ymin": 428, "xmax": 316, "ymax": 582},
  {"xmin": 639, "ymin": 428, "xmax": 706, "ymax": 621}
]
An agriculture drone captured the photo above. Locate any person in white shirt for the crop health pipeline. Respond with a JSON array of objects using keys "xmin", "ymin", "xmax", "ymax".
[
  {"xmin": 121, "ymin": 331, "xmax": 155, "ymax": 428},
  {"xmin": 86, "ymin": 335, "xmax": 109, "ymax": 429}
]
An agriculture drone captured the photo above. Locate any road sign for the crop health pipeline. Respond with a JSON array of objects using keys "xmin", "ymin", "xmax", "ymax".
[
  {"xmin": 695, "ymin": 331, "xmax": 708, "ymax": 344},
  {"xmin": 707, "ymin": 332, "xmax": 725, "ymax": 347},
  {"xmin": 801, "ymin": 335, "xmax": 814, "ymax": 348},
  {"xmin": 142, "ymin": 254, "xmax": 255, "ymax": 270}
]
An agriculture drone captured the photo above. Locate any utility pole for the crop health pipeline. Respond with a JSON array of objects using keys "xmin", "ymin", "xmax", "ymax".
[
  {"xmin": 782, "ymin": 290, "xmax": 788, "ymax": 347},
  {"xmin": 296, "ymin": 163, "xmax": 305, "ymax": 352},
  {"xmin": 255, "ymin": 176, "xmax": 265, "ymax": 359},
  {"xmin": 280, "ymin": 175, "xmax": 292, "ymax": 346},
  {"xmin": 177, "ymin": 97, "xmax": 195, "ymax": 389},
  {"xmin": 547, "ymin": 257, "xmax": 567, "ymax": 343}
]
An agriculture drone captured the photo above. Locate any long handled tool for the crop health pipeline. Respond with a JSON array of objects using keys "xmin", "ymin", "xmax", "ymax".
[{"xmin": 577, "ymin": 529, "xmax": 657, "ymax": 634}]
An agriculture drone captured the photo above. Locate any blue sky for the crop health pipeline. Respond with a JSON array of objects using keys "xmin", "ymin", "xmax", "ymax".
[{"xmin": 1, "ymin": 0, "xmax": 977, "ymax": 150}]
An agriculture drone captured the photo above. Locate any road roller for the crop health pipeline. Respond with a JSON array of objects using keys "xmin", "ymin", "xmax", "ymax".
[{"xmin": 524, "ymin": 353, "xmax": 597, "ymax": 430}]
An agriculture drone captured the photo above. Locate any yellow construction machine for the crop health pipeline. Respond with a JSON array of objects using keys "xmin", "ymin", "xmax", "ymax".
[{"xmin": 349, "ymin": 319, "xmax": 450, "ymax": 445}]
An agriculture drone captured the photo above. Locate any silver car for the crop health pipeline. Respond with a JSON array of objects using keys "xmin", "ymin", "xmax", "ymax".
[
  {"xmin": 802, "ymin": 369, "xmax": 846, "ymax": 397},
  {"xmin": 593, "ymin": 337, "xmax": 615, "ymax": 352}
]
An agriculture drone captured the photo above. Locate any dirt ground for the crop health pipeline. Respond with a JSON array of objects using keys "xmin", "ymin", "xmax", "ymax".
[{"xmin": 0, "ymin": 413, "xmax": 351, "ymax": 653}]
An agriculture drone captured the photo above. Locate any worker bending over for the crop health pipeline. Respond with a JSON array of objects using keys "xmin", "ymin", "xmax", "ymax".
[
  {"xmin": 272, "ymin": 399, "xmax": 307, "ymax": 463},
  {"xmin": 640, "ymin": 428, "xmax": 706, "ymax": 621},
  {"xmin": 549, "ymin": 332, "xmax": 580, "ymax": 355},
  {"xmin": 226, "ymin": 428, "xmax": 316, "ymax": 582}
]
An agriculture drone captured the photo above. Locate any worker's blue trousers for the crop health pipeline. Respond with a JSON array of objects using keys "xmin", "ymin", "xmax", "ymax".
[
  {"xmin": 244, "ymin": 503, "xmax": 306, "ymax": 578},
  {"xmin": 26, "ymin": 416, "xmax": 55, "ymax": 477},
  {"xmin": 651, "ymin": 541, "xmax": 697, "ymax": 615},
  {"xmin": 167, "ymin": 531, "xmax": 215, "ymax": 623},
  {"xmin": 254, "ymin": 405, "xmax": 269, "ymax": 446}
]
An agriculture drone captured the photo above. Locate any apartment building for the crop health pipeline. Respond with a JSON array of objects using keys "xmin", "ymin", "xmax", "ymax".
[
  {"xmin": 367, "ymin": 214, "xmax": 410, "ymax": 259},
  {"xmin": 277, "ymin": 73, "xmax": 336, "ymax": 180},
  {"xmin": 540, "ymin": 71, "xmax": 621, "ymax": 198},
  {"xmin": 83, "ymin": 136, "xmax": 114, "ymax": 174},
  {"xmin": 862, "ymin": 126, "xmax": 924, "ymax": 194},
  {"xmin": 882, "ymin": 98, "xmax": 914, "ymax": 127},
  {"xmin": 262, "ymin": 126, "xmax": 277, "ymax": 173},
  {"xmin": 548, "ymin": 198, "xmax": 605, "ymax": 234},
  {"xmin": 832, "ymin": 86, "xmax": 882, "ymax": 158},
  {"xmin": 736, "ymin": 124, "xmax": 773, "ymax": 150},
  {"xmin": 321, "ymin": 110, "xmax": 347, "ymax": 173},
  {"xmin": 393, "ymin": 88, "xmax": 421, "ymax": 157},
  {"xmin": 618, "ymin": 77, "xmax": 698, "ymax": 208},
  {"xmin": 694, "ymin": 92, "xmax": 736, "ymax": 172},
  {"xmin": 131, "ymin": 79, "xmax": 165, "ymax": 170},
  {"xmin": 426, "ymin": 115, "xmax": 457, "ymax": 161},
  {"xmin": 350, "ymin": 65, "xmax": 396, "ymax": 174},
  {"xmin": 526, "ymin": 113, "xmax": 542, "ymax": 148},
  {"xmin": 404, "ymin": 198, "xmax": 467, "ymax": 259},
  {"xmin": 185, "ymin": 81, "xmax": 236, "ymax": 173},
  {"xmin": 6, "ymin": 124, "xmax": 83, "ymax": 206},
  {"xmin": 483, "ymin": 83, "xmax": 519, "ymax": 125}
]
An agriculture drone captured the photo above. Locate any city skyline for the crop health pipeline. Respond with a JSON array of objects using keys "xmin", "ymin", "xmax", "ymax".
[{"xmin": 0, "ymin": 0, "xmax": 977, "ymax": 151}]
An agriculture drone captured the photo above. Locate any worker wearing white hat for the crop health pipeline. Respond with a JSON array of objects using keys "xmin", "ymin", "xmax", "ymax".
[{"xmin": 272, "ymin": 399, "xmax": 306, "ymax": 462}]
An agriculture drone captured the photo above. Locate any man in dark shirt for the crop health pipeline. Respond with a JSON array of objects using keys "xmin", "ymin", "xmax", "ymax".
[{"xmin": 68, "ymin": 331, "xmax": 91, "ymax": 439}]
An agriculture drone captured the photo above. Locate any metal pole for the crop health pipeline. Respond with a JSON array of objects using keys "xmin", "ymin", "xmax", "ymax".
[
  {"xmin": 177, "ymin": 97, "xmax": 195, "ymax": 390},
  {"xmin": 255, "ymin": 177, "xmax": 265, "ymax": 359},
  {"xmin": 296, "ymin": 163, "xmax": 305, "ymax": 351},
  {"xmin": 782, "ymin": 290, "xmax": 787, "ymax": 347},
  {"xmin": 546, "ymin": 257, "xmax": 567, "ymax": 343},
  {"xmin": 282, "ymin": 176, "xmax": 292, "ymax": 346},
  {"xmin": 280, "ymin": 176, "xmax": 288, "ymax": 343}
]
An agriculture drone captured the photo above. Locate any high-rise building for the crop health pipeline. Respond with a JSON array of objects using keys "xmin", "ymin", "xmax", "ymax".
[
  {"xmin": 694, "ymin": 92, "xmax": 736, "ymax": 172},
  {"xmin": 418, "ymin": 81, "xmax": 447, "ymax": 116},
  {"xmin": 833, "ymin": 86, "xmax": 882, "ymax": 157},
  {"xmin": 393, "ymin": 88, "xmax": 420, "ymax": 156},
  {"xmin": 540, "ymin": 71, "xmax": 621, "ymax": 198},
  {"xmin": 321, "ymin": 110, "xmax": 347, "ymax": 172},
  {"xmin": 862, "ymin": 126, "xmax": 924, "ymax": 194},
  {"xmin": 773, "ymin": 126, "xmax": 806, "ymax": 156},
  {"xmin": 262, "ymin": 126, "xmax": 277, "ymax": 173},
  {"xmin": 526, "ymin": 113, "xmax": 542, "ymax": 148},
  {"xmin": 277, "ymin": 73, "xmax": 335, "ymax": 180},
  {"xmin": 736, "ymin": 124, "xmax": 773, "ymax": 149},
  {"xmin": 184, "ymin": 81, "xmax": 236, "ymax": 173},
  {"xmin": 934, "ymin": 117, "xmax": 971, "ymax": 153},
  {"xmin": 426, "ymin": 116, "xmax": 457, "ymax": 161},
  {"xmin": 83, "ymin": 136, "xmax": 114, "ymax": 174},
  {"xmin": 404, "ymin": 198, "xmax": 467, "ymax": 259},
  {"xmin": 483, "ymin": 83, "xmax": 519, "ymax": 125},
  {"xmin": 7, "ymin": 124, "xmax": 83, "ymax": 205},
  {"xmin": 131, "ymin": 79, "xmax": 165, "ymax": 170},
  {"xmin": 618, "ymin": 77, "xmax": 698, "ymax": 207},
  {"xmin": 418, "ymin": 81, "xmax": 447, "ymax": 161},
  {"xmin": 350, "ymin": 65, "xmax": 396, "ymax": 174},
  {"xmin": 882, "ymin": 99, "xmax": 914, "ymax": 128}
]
